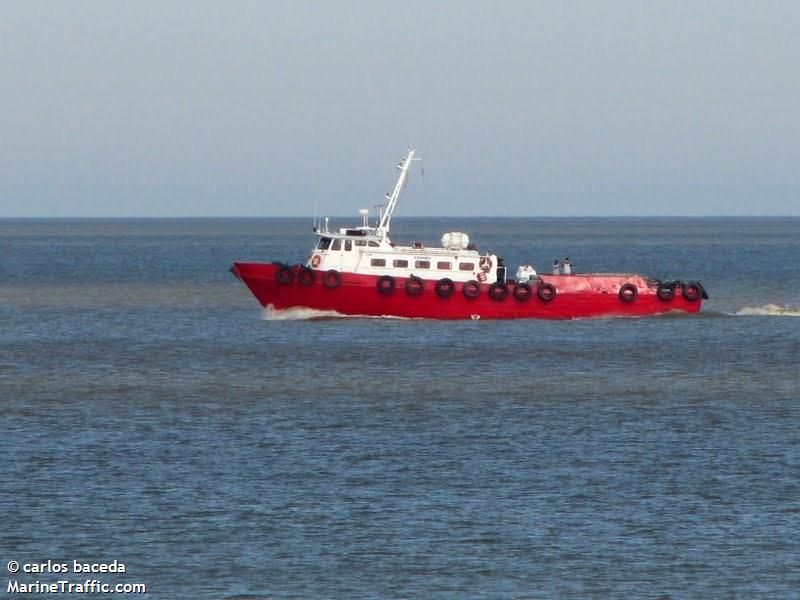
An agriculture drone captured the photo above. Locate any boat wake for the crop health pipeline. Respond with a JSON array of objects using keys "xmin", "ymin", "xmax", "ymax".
[
  {"xmin": 734, "ymin": 304, "xmax": 800, "ymax": 317},
  {"xmin": 261, "ymin": 304, "xmax": 800, "ymax": 321},
  {"xmin": 261, "ymin": 305, "xmax": 413, "ymax": 321},
  {"xmin": 262, "ymin": 305, "xmax": 351, "ymax": 320}
]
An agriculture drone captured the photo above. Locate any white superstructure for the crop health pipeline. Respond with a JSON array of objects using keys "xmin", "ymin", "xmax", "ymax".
[{"xmin": 308, "ymin": 149, "xmax": 500, "ymax": 283}]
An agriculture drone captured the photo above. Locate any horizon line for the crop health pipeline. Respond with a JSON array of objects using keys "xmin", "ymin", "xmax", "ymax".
[{"xmin": 1, "ymin": 214, "xmax": 799, "ymax": 220}]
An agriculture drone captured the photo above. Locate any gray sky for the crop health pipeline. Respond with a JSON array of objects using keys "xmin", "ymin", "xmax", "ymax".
[{"xmin": 1, "ymin": 1, "xmax": 798, "ymax": 217}]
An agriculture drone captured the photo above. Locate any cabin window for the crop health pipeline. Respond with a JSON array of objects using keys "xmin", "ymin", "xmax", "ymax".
[
  {"xmin": 437, "ymin": 261, "xmax": 452, "ymax": 270},
  {"xmin": 368, "ymin": 241, "xmax": 380, "ymax": 247},
  {"xmin": 459, "ymin": 262, "xmax": 474, "ymax": 271},
  {"xmin": 317, "ymin": 237, "xmax": 332, "ymax": 250},
  {"xmin": 355, "ymin": 240, "xmax": 366, "ymax": 246},
  {"xmin": 415, "ymin": 260, "xmax": 430, "ymax": 269},
  {"xmin": 371, "ymin": 258, "xmax": 387, "ymax": 267},
  {"xmin": 331, "ymin": 239, "xmax": 341, "ymax": 251},
  {"xmin": 393, "ymin": 259, "xmax": 408, "ymax": 268},
  {"xmin": 344, "ymin": 240, "xmax": 352, "ymax": 251}
]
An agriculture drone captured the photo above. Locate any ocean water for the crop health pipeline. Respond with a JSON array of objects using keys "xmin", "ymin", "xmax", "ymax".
[{"xmin": 1, "ymin": 217, "xmax": 799, "ymax": 599}]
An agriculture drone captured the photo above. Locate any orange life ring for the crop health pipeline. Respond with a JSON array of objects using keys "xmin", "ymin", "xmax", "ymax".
[{"xmin": 310, "ymin": 255, "xmax": 322, "ymax": 268}]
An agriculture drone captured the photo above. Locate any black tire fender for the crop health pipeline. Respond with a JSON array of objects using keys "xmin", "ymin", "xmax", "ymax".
[
  {"xmin": 435, "ymin": 278, "xmax": 455, "ymax": 298},
  {"xmin": 656, "ymin": 283, "xmax": 675, "ymax": 301},
  {"xmin": 405, "ymin": 275, "xmax": 424, "ymax": 296},
  {"xmin": 462, "ymin": 280, "xmax": 481, "ymax": 299},
  {"xmin": 297, "ymin": 267, "xmax": 316, "ymax": 287},
  {"xmin": 275, "ymin": 264, "xmax": 294, "ymax": 285},
  {"xmin": 322, "ymin": 269, "xmax": 341, "ymax": 289},
  {"xmin": 682, "ymin": 282, "xmax": 701, "ymax": 302},
  {"xmin": 537, "ymin": 282, "xmax": 557, "ymax": 302},
  {"xmin": 619, "ymin": 283, "xmax": 638, "ymax": 303},
  {"xmin": 513, "ymin": 282, "xmax": 532, "ymax": 302},
  {"xmin": 377, "ymin": 275, "xmax": 395, "ymax": 295},
  {"xmin": 488, "ymin": 282, "xmax": 508, "ymax": 301}
]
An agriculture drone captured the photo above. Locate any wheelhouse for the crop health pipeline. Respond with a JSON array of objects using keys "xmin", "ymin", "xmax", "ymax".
[
  {"xmin": 308, "ymin": 229, "xmax": 497, "ymax": 283},
  {"xmin": 307, "ymin": 149, "xmax": 500, "ymax": 283}
]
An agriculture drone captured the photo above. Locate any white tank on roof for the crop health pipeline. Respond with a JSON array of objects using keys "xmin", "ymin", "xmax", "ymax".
[{"xmin": 440, "ymin": 231, "xmax": 470, "ymax": 250}]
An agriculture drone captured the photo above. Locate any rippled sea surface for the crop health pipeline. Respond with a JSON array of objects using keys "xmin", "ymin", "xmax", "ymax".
[{"xmin": 1, "ymin": 217, "xmax": 799, "ymax": 599}]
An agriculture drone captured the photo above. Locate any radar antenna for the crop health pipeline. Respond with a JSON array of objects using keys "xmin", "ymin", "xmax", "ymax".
[{"xmin": 375, "ymin": 148, "xmax": 418, "ymax": 238}]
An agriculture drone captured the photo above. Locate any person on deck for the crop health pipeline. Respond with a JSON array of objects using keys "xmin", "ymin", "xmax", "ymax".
[{"xmin": 516, "ymin": 265, "xmax": 537, "ymax": 283}]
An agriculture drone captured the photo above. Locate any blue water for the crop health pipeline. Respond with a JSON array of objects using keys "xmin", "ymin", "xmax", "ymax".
[{"xmin": 1, "ymin": 217, "xmax": 799, "ymax": 598}]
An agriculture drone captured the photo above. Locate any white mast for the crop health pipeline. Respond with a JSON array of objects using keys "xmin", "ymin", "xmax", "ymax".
[{"xmin": 376, "ymin": 148, "xmax": 417, "ymax": 238}]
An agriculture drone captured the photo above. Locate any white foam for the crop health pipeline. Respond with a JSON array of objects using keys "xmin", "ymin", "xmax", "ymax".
[
  {"xmin": 261, "ymin": 305, "xmax": 350, "ymax": 320},
  {"xmin": 261, "ymin": 304, "xmax": 414, "ymax": 321},
  {"xmin": 263, "ymin": 303, "xmax": 800, "ymax": 320},
  {"xmin": 735, "ymin": 304, "xmax": 800, "ymax": 317}
]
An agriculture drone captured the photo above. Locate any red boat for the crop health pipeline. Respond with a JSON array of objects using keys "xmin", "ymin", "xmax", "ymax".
[{"xmin": 232, "ymin": 149, "xmax": 707, "ymax": 320}]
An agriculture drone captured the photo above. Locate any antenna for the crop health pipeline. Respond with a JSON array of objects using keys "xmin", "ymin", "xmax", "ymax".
[{"xmin": 376, "ymin": 148, "xmax": 417, "ymax": 236}]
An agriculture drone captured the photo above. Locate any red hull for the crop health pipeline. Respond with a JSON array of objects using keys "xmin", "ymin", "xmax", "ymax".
[{"xmin": 232, "ymin": 262, "xmax": 703, "ymax": 320}]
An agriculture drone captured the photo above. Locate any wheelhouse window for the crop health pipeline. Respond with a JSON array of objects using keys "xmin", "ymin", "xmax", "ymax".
[
  {"xmin": 371, "ymin": 258, "xmax": 387, "ymax": 267},
  {"xmin": 437, "ymin": 261, "xmax": 452, "ymax": 270},
  {"xmin": 331, "ymin": 239, "xmax": 342, "ymax": 251},
  {"xmin": 393, "ymin": 259, "xmax": 408, "ymax": 268},
  {"xmin": 415, "ymin": 260, "xmax": 430, "ymax": 269},
  {"xmin": 317, "ymin": 237, "xmax": 332, "ymax": 250},
  {"xmin": 368, "ymin": 241, "xmax": 380, "ymax": 247},
  {"xmin": 355, "ymin": 240, "xmax": 366, "ymax": 246},
  {"xmin": 459, "ymin": 262, "xmax": 474, "ymax": 271},
  {"xmin": 344, "ymin": 240, "xmax": 352, "ymax": 251}
]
